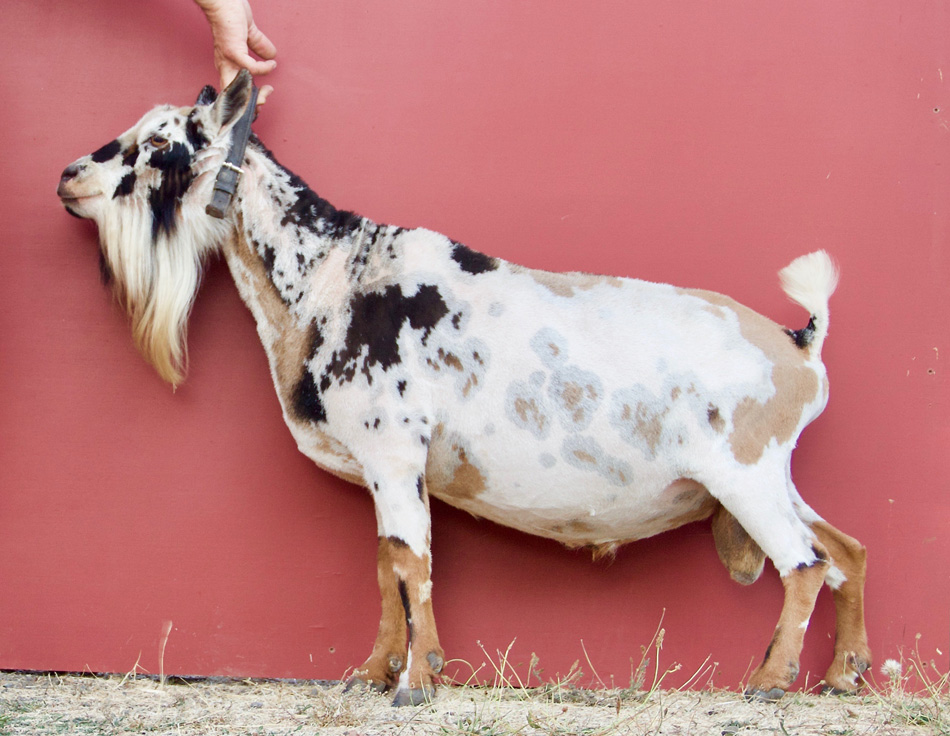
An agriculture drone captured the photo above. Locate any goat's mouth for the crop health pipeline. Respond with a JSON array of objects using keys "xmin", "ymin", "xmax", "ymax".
[
  {"xmin": 58, "ymin": 184, "xmax": 102, "ymax": 218},
  {"xmin": 57, "ymin": 184, "xmax": 102, "ymax": 201},
  {"xmin": 59, "ymin": 195, "xmax": 100, "ymax": 220}
]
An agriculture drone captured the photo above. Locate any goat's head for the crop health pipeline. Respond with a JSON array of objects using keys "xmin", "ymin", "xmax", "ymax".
[{"xmin": 57, "ymin": 71, "xmax": 257, "ymax": 386}]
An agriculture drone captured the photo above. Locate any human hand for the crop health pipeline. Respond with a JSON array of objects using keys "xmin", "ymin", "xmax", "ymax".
[{"xmin": 194, "ymin": 0, "xmax": 276, "ymax": 103}]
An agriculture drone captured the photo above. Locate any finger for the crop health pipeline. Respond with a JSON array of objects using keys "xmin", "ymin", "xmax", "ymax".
[
  {"xmin": 257, "ymin": 85, "xmax": 273, "ymax": 106},
  {"xmin": 247, "ymin": 25, "xmax": 277, "ymax": 61},
  {"xmin": 220, "ymin": 61, "xmax": 275, "ymax": 93},
  {"xmin": 223, "ymin": 52, "xmax": 277, "ymax": 78},
  {"xmin": 243, "ymin": 57, "xmax": 277, "ymax": 76}
]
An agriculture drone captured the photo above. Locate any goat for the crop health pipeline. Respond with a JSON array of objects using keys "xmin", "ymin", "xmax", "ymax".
[{"xmin": 57, "ymin": 70, "xmax": 869, "ymax": 705}]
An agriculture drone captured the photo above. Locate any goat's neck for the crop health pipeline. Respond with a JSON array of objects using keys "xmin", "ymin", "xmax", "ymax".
[
  {"xmin": 217, "ymin": 142, "xmax": 397, "ymax": 401},
  {"xmin": 221, "ymin": 142, "xmax": 382, "ymax": 316},
  {"xmin": 224, "ymin": 140, "xmax": 413, "ymax": 315}
]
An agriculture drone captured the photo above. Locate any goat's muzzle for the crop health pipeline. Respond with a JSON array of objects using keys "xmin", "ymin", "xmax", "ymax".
[
  {"xmin": 57, "ymin": 163, "xmax": 81, "ymax": 196},
  {"xmin": 57, "ymin": 163, "xmax": 95, "ymax": 217}
]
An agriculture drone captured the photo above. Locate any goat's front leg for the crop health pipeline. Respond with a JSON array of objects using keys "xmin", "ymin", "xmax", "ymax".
[
  {"xmin": 347, "ymin": 536, "xmax": 413, "ymax": 693},
  {"xmin": 349, "ymin": 473, "xmax": 444, "ymax": 706}
]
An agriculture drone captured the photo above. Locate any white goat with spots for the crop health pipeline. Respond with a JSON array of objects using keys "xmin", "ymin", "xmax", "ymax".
[{"xmin": 58, "ymin": 71, "xmax": 869, "ymax": 705}]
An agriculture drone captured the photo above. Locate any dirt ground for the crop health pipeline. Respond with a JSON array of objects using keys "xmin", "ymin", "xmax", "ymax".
[{"xmin": 1, "ymin": 670, "xmax": 947, "ymax": 736}]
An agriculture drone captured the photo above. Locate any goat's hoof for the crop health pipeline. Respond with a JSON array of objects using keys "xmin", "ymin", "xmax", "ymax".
[
  {"xmin": 344, "ymin": 676, "xmax": 387, "ymax": 694},
  {"xmin": 392, "ymin": 685, "xmax": 435, "ymax": 707},
  {"xmin": 821, "ymin": 685, "xmax": 857, "ymax": 696},
  {"xmin": 822, "ymin": 652, "xmax": 870, "ymax": 694},
  {"xmin": 744, "ymin": 687, "xmax": 786, "ymax": 702},
  {"xmin": 821, "ymin": 672, "xmax": 864, "ymax": 696}
]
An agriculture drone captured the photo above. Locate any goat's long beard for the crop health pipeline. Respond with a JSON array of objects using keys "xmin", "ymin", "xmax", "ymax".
[{"xmin": 98, "ymin": 199, "xmax": 222, "ymax": 386}]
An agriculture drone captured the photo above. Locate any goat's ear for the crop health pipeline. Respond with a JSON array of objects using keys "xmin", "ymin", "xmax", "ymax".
[
  {"xmin": 211, "ymin": 69, "xmax": 254, "ymax": 132},
  {"xmin": 195, "ymin": 85, "xmax": 218, "ymax": 106}
]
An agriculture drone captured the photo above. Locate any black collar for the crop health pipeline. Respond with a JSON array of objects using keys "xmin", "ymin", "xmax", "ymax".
[{"xmin": 206, "ymin": 84, "xmax": 259, "ymax": 219}]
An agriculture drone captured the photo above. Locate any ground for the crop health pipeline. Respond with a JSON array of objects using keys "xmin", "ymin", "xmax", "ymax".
[{"xmin": 1, "ymin": 671, "xmax": 947, "ymax": 736}]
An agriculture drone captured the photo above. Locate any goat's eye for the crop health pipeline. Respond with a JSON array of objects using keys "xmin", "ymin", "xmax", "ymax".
[{"xmin": 148, "ymin": 135, "xmax": 169, "ymax": 149}]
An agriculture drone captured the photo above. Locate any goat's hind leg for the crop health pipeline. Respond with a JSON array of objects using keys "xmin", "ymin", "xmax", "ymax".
[
  {"xmin": 706, "ymin": 468, "xmax": 830, "ymax": 700},
  {"xmin": 810, "ymin": 520, "xmax": 870, "ymax": 693}
]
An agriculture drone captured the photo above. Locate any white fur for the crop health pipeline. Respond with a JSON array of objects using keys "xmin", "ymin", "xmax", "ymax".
[{"xmin": 779, "ymin": 249, "xmax": 839, "ymax": 354}]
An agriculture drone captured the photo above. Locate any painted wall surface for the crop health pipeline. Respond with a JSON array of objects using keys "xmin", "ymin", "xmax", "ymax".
[{"xmin": 2, "ymin": 0, "xmax": 948, "ymax": 690}]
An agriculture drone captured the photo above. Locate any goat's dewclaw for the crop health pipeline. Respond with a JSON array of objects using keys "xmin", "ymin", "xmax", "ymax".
[{"xmin": 58, "ymin": 69, "xmax": 869, "ymax": 705}]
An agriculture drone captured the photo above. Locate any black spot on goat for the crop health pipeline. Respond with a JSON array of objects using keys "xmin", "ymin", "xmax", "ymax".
[
  {"xmin": 148, "ymin": 142, "xmax": 195, "ymax": 239},
  {"xmin": 451, "ymin": 242, "xmax": 498, "ymax": 275},
  {"xmin": 90, "ymin": 139, "xmax": 121, "ymax": 164},
  {"xmin": 324, "ymin": 285, "xmax": 449, "ymax": 385}
]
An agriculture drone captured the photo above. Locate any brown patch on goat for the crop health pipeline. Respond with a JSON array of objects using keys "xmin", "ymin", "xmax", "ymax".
[
  {"xmin": 554, "ymin": 379, "xmax": 600, "ymax": 427},
  {"xmin": 711, "ymin": 505, "xmax": 766, "ymax": 585},
  {"xmin": 226, "ymin": 218, "xmax": 309, "ymax": 402},
  {"xmin": 682, "ymin": 289, "xmax": 820, "ymax": 465},
  {"xmin": 550, "ymin": 520, "xmax": 612, "ymax": 558},
  {"xmin": 572, "ymin": 448, "xmax": 597, "ymax": 465},
  {"xmin": 512, "ymin": 265, "xmax": 623, "ymax": 298},
  {"xmin": 560, "ymin": 382, "xmax": 583, "ymax": 411},
  {"xmin": 426, "ymin": 425, "xmax": 487, "ymax": 501},
  {"xmin": 224, "ymin": 219, "xmax": 362, "ymax": 485},
  {"xmin": 460, "ymin": 356, "xmax": 485, "ymax": 397},
  {"xmin": 619, "ymin": 401, "xmax": 668, "ymax": 455},
  {"xmin": 551, "ymin": 518, "xmax": 597, "ymax": 537},
  {"xmin": 730, "ymin": 364, "xmax": 819, "ymax": 464},
  {"xmin": 438, "ymin": 348, "xmax": 464, "ymax": 372},
  {"xmin": 515, "ymin": 397, "xmax": 549, "ymax": 436}
]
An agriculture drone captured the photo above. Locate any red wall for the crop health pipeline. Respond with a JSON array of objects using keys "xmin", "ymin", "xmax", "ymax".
[{"xmin": 3, "ymin": 0, "xmax": 948, "ymax": 689}]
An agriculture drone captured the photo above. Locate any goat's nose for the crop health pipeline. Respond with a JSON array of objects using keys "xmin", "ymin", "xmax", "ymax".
[
  {"xmin": 57, "ymin": 163, "xmax": 85, "ymax": 199},
  {"xmin": 60, "ymin": 163, "xmax": 82, "ymax": 183}
]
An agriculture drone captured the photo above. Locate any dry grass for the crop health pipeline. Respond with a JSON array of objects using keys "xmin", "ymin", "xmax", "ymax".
[
  {"xmin": 1, "ymin": 633, "xmax": 946, "ymax": 736},
  {"xmin": 0, "ymin": 670, "xmax": 945, "ymax": 736}
]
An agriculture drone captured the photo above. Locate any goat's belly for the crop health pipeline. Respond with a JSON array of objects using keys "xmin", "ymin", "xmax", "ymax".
[
  {"xmin": 425, "ymin": 429, "xmax": 719, "ymax": 547},
  {"xmin": 429, "ymin": 469, "xmax": 717, "ymax": 547}
]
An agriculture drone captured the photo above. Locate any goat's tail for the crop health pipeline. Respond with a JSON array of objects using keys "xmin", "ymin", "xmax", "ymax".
[{"xmin": 779, "ymin": 250, "xmax": 839, "ymax": 355}]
